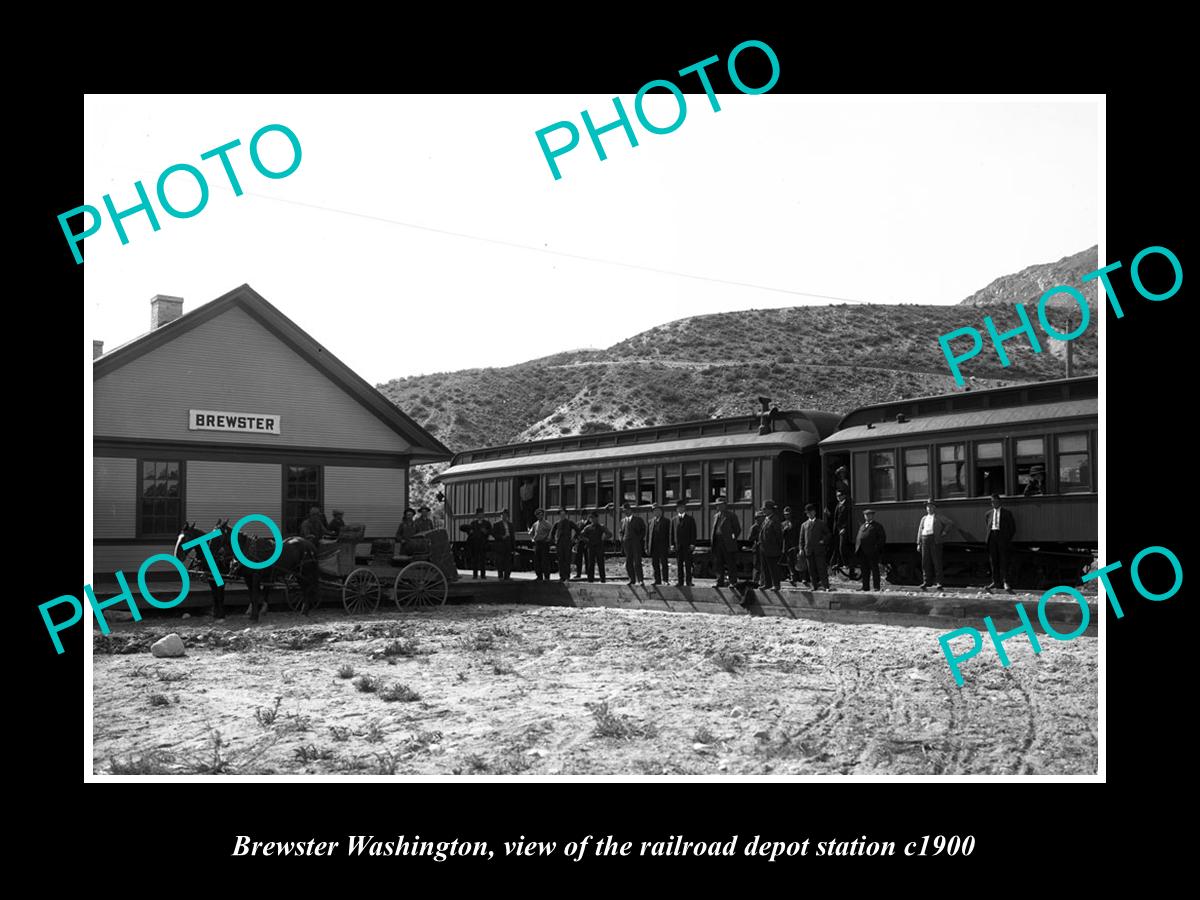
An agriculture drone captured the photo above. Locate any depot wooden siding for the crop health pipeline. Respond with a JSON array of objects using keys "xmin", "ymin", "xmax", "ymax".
[
  {"xmin": 325, "ymin": 466, "xmax": 407, "ymax": 538},
  {"xmin": 93, "ymin": 304, "xmax": 413, "ymax": 453},
  {"xmin": 94, "ymin": 543, "xmax": 166, "ymax": 579},
  {"xmin": 185, "ymin": 461, "xmax": 280, "ymax": 536},
  {"xmin": 94, "ymin": 457, "xmax": 136, "ymax": 538}
]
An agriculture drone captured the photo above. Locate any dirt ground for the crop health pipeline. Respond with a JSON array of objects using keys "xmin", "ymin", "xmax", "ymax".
[{"xmin": 92, "ymin": 597, "xmax": 1097, "ymax": 777}]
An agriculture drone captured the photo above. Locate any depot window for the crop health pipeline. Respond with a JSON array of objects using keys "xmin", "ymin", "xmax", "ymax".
[
  {"xmin": 284, "ymin": 464, "xmax": 322, "ymax": 536},
  {"xmin": 139, "ymin": 459, "xmax": 184, "ymax": 538},
  {"xmin": 870, "ymin": 450, "xmax": 897, "ymax": 502},
  {"xmin": 1057, "ymin": 433, "xmax": 1092, "ymax": 492},
  {"xmin": 938, "ymin": 444, "xmax": 966, "ymax": 498},
  {"xmin": 974, "ymin": 441, "xmax": 1005, "ymax": 496}
]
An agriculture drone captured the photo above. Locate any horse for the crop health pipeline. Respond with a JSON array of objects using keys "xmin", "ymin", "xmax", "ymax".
[
  {"xmin": 175, "ymin": 520, "xmax": 236, "ymax": 620},
  {"xmin": 218, "ymin": 520, "xmax": 320, "ymax": 620}
]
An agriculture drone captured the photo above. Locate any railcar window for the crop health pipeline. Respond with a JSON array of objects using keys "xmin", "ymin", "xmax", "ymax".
[
  {"xmin": 663, "ymin": 465, "xmax": 681, "ymax": 504},
  {"xmin": 563, "ymin": 478, "xmax": 578, "ymax": 509},
  {"xmin": 583, "ymin": 474, "xmax": 598, "ymax": 508},
  {"xmin": 870, "ymin": 451, "xmax": 897, "ymax": 502},
  {"xmin": 638, "ymin": 469, "xmax": 656, "ymax": 505},
  {"xmin": 1057, "ymin": 434, "xmax": 1092, "ymax": 492},
  {"xmin": 599, "ymin": 473, "xmax": 615, "ymax": 509},
  {"xmin": 683, "ymin": 463, "xmax": 701, "ymax": 502},
  {"xmin": 1015, "ymin": 437, "xmax": 1046, "ymax": 494},
  {"xmin": 974, "ymin": 441, "xmax": 1005, "ymax": 496},
  {"xmin": 709, "ymin": 463, "xmax": 728, "ymax": 503},
  {"xmin": 141, "ymin": 459, "xmax": 184, "ymax": 538},
  {"xmin": 903, "ymin": 448, "xmax": 930, "ymax": 500},
  {"xmin": 546, "ymin": 476, "xmax": 561, "ymax": 509},
  {"xmin": 938, "ymin": 444, "xmax": 967, "ymax": 498},
  {"xmin": 621, "ymin": 470, "xmax": 637, "ymax": 504},
  {"xmin": 734, "ymin": 460, "xmax": 753, "ymax": 503}
]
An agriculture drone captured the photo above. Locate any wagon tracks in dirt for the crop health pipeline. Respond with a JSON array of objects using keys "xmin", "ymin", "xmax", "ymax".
[{"xmin": 1006, "ymin": 672, "xmax": 1038, "ymax": 775}]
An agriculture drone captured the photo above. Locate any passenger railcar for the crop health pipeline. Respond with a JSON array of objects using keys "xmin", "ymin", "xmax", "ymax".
[
  {"xmin": 818, "ymin": 376, "xmax": 1097, "ymax": 586},
  {"xmin": 434, "ymin": 410, "xmax": 842, "ymax": 575}
]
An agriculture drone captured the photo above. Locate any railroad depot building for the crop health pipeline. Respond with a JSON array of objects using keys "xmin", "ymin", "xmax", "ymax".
[{"xmin": 92, "ymin": 285, "xmax": 450, "ymax": 579}]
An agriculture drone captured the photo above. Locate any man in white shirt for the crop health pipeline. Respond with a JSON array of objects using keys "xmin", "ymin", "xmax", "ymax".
[{"xmin": 914, "ymin": 500, "xmax": 952, "ymax": 589}]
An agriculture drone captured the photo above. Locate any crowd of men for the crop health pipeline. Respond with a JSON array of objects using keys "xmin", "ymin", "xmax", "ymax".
[{"xmin": 320, "ymin": 486, "xmax": 1023, "ymax": 594}]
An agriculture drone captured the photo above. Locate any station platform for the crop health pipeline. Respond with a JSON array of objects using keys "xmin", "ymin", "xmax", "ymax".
[{"xmin": 86, "ymin": 569, "xmax": 1097, "ymax": 635}]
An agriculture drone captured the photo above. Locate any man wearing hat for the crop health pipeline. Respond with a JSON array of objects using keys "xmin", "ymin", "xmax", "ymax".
[
  {"xmin": 581, "ymin": 510, "xmax": 611, "ymax": 582},
  {"xmin": 671, "ymin": 499, "xmax": 697, "ymax": 586},
  {"xmin": 648, "ymin": 502, "xmax": 672, "ymax": 585},
  {"xmin": 1024, "ymin": 465, "xmax": 1045, "ymax": 497},
  {"xmin": 855, "ymin": 508, "xmax": 887, "ymax": 591},
  {"xmin": 781, "ymin": 506, "xmax": 802, "ymax": 586},
  {"xmin": 327, "ymin": 509, "xmax": 346, "ymax": 538},
  {"xmin": 747, "ymin": 511, "xmax": 766, "ymax": 585},
  {"xmin": 461, "ymin": 507, "xmax": 493, "ymax": 579},
  {"xmin": 550, "ymin": 507, "xmax": 580, "ymax": 582},
  {"xmin": 300, "ymin": 505, "xmax": 328, "ymax": 542},
  {"xmin": 571, "ymin": 509, "xmax": 590, "ymax": 580},
  {"xmin": 414, "ymin": 506, "xmax": 435, "ymax": 535},
  {"xmin": 529, "ymin": 508, "xmax": 553, "ymax": 580},
  {"xmin": 396, "ymin": 507, "xmax": 418, "ymax": 551},
  {"xmin": 915, "ymin": 500, "xmax": 953, "ymax": 589},
  {"xmin": 799, "ymin": 503, "xmax": 831, "ymax": 590},
  {"xmin": 710, "ymin": 498, "xmax": 741, "ymax": 588},
  {"xmin": 984, "ymin": 493, "xmax": 1016, "ymax": 591},
  {"xmin": 619, "ymin": 501, "xmax": 647, "ymax": 585},
  {"xmin": 758, "ymin": 501, "xmax": 784, "ymax": 590},
  {"xmin": 491, "ymin": 508, "xmax": 516, "ymax": 580}
]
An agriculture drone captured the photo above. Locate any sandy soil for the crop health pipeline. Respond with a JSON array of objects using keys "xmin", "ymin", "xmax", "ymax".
[{"xmin": 92, "ymin": 598, "xmax": 1097, "ymax": 777}]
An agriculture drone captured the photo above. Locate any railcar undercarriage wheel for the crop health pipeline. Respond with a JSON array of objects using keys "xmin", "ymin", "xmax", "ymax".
[
  {"xmin": 342, "ymin": 568, "xmax": 381, "ymax": 614},
  {"xmin": 393, "ymin": 561, "xmax": 449, "ymax": 608}
]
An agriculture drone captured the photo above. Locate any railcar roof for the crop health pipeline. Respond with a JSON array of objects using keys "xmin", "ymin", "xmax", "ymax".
[
  {"xmin": 438, "ymin": 429, "xmax": 823, "ymax": 481},
  {"xmin": 821, "ymin": 398, "xmax": 1097, "ymax": 446}
]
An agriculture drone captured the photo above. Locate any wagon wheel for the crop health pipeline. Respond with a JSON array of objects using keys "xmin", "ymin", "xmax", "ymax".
[
  {"xmin": 282, "ymin": 572, "xmax": 303, "ymax": 613},
  {"xmin": 394, "ymin": 561, "xmax": 448, "ymax": 608},
  {"xmin": 342, "ymin": 568, "xmax": 381, "ymax": 615}
]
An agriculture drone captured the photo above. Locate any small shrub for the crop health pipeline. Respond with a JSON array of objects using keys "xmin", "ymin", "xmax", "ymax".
[
  {"xmin": 293, "ymin": 744, "xmax": 335, "ymax": 763},
  {"xmin": 585, "ymin": 701, "xmax": 656, "ymax": 739},
  {"xmin": 337, "ymin": 663, "xmax": 355, "ymax": 679},
  {"xmin": 382, "ymin": 638, "xmax": 419, "ymax": 658},
  {"xmin": 693, "ymin": 725, "xmax": 718, "ymax": 744},
  {"xmin": 329, "ymin": 726, "xmax": 352, "ymax": 742},
  {"xmin": 254, "ymin": 696, "xmax": 283, "ymax": 727},
  {"xmin": 148, "ymin": 693, "xmax": 171, "ymax": 708},
  {"xmin": 710, "ymin": 650, "xmax": 746, "ymax": 674},
  {"xmin": 354, "ymin": 675, "xmax": 379, "ymax": 693},
  {"xmin": 380, "ymin": 683, "xmax": 421, "ymax": 703},
  {"xmin": 361, "ymin": 721, "xmax": 386, "ymax": 743},
  {"xmin": 492, "ymin": 660, "xmax": 516, "ymax": 676},
  {"xmin": 108, "ymin": 751, "xmax": 175, "ymax": 775}
]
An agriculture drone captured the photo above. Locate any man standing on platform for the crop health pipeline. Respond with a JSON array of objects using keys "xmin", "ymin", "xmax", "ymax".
[
  {"xmin": 710, "ymin": 498, "xmax": 741, "ymax": 588},
  {"xmin": 671, "ymin": 499, "xmax": 696, "ymax": 586},
  {"xmin": 984, "ymin": 493, "xmax": 1016, "ymax": 592},
  {"xmin": 529, "ymin": 508, "xmax": 552, "ymax": 581},
  {"xmin": 782, "ymin": 506, "xmax": 801, "ymax": 586},
  {"xmin": 581, "ymin": 511, "xmax": 611, "ymax": 582},
  {"xmin": 571, "ymin": 510, "xmax": 589, "ymax": 580},
  {"xmin": 550, "ymin": 508, "xmax": 579, "ymax": 583},
  {"xmin": 830, "ymin": 489, "xmax": 856, "ymax": 580},
  {"xmin": 491, "ymin": 508, "xmax": 515, "ymax": 580},
  {"xmin": 462, "ymin": 507, "xmax": 492, "ymax": 580},
  {"xmin": 915, "ymin": 500, "xmax": 953, "ymax": 590},
  {"xmin": 648, "ymin": 503, "xmax": 672, "ymax": 585},
  {"xmin": 758, "ymin": 500, "xmax": 784, "ymax": 590},
  {"xmin": 799, "ymin": 503, "xmax": 831, "ymax": 591},
  {"xmin": 855, "ymin": 508, "xmax": 887, "ymax": 591},
  {"xmin": 620, "ymin": 501, "xmax": 647, "ymax": 585}
]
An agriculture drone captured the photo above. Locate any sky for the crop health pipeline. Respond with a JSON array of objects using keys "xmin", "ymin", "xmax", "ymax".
[{"xmin": 83, "ymin": 95, "xmax": 1099, "ymax": 385}]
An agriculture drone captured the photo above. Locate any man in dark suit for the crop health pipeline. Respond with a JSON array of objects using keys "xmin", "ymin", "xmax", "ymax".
[
  {"xmin": 491, "ymin": 508, "xmax": 516, "ymax": 580},
  {"xmin": 855, "ymin": 508, "xmax": 887, "ymax": 591},
  {"xmin": 757, "ymin": 500, "xmax": 784, "ymax": 590},
  {"xmin": 799, "ymin": 503, "xmax": 831, "ymax": 590},
  {"xmin": 620, "ymin": 502, "xmax": 647, "ymax": 585},
  {"xmin": 581, "ymin": 511, "xmax": 611, "ymax": 582},
  {"xmin": 549, "ymin": 508, "xmax": 579, "ymax": 582},
  {"xmin": 781, "ymin": 506, "xmax": 801, "ymax": 586},
  {"xmin": 985, "ymin": 493, "xmax": 1016, "ymax": 592},
  {"xmin": 710, "ymin": 498, "xmax": 741, "ymax": 587},
  {"xmin": 461, "ymin": 507, "xmax": 492, "ymax": 579},
  {"xmin": 830, "ymin": 489, "xmax": 856, "ymax": 579},
  {"xmin": 571, "ymin": 511, "xmax": 589, "ymax": 580},
  {"xmin": 671, "ymin": 499, "xmax": 697, "ymax": 586},
  {"xmin": 648, "ymin": 503, "xmax": 672, "ymax": 584}
]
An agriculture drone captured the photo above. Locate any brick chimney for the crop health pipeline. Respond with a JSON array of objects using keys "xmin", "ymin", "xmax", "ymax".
[
  {"xmin": 93, "ymin": 340, "xmax": 104, "ymax": 359},
  {"xmin": 150, "ymin": 295, "xmax": 184, "ymax": 329}
]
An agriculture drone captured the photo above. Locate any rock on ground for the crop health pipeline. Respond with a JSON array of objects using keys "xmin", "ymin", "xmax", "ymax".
[{"xmin": 150, "ymin": 634, "xmax": 186, "ymax": 658}]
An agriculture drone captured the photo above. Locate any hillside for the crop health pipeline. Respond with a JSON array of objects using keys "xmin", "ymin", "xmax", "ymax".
[
  {"xmin": 381, "ymin": 245, "xmax": 1098, "ymax": 508},
  {"xmin": 958, "ymin": 246, "xmax": 1099, "ymax": 307}
]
